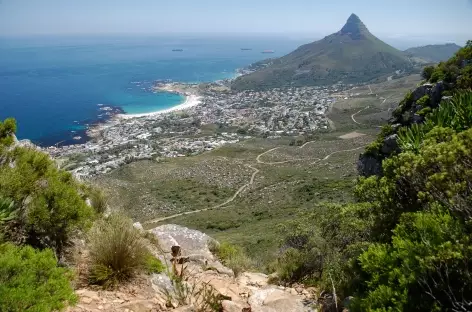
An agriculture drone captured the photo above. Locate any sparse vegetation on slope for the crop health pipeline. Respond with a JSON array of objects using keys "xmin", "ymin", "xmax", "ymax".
[{"xmin": 232, "ymin": 14, "xmax": 413, "ymax": 91}]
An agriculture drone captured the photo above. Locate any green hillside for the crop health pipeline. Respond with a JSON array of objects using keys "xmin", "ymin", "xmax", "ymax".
[
  {"xmin": 232, "ymin": 14, "xmax": 413, "ymax": 90},
  {"xmin": 405, "ymin": 43, "xmax": 462, "ymax": 62}
]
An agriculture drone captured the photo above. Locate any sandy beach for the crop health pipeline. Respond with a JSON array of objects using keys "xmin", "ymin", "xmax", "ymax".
[{"xmin": 117, "ymin": 94, "xmax": 202, "ymax": 120}]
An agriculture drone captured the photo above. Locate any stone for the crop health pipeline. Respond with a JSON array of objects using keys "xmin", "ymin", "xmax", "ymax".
[
  {"xmin": 222, "ymin": 300, "xmax": 247, "ymax": 312},
  {"xmin": 430, "ymin": 81, "xmax": 445, "ymax": 108},
  {"xmin": 133, "ymin": 222, "xmax": 144, "ymax": 231},
  {"xmin": 149, "ymin": 224, "xmax": 215, "ymax": 260},
  {"xmin": 81, "ymin": 297, "xmax": 93, "ymax": 304},
  {"xmin": 249, "ymin": 288, "xmax": 307, "ymax": 312},
  {"xmin": 151, "ymin": 273, "xmax": 175, "ymax": 296},
  {"xmin": 381, "ymin": 134, "xmax": 399, "ymax": 155},
  {"xmin": 358, "ymin": 154, "xmax": 382, "ymax": 177},
  {"xmin": 237, "ymin": 272, "xmax": 269, "ymax": 288}
]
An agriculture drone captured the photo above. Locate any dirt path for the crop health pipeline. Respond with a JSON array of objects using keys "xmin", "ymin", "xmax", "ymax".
[
  {"xmin": 144, "ymin": 164, "xmax": 259, "ymax": 225},
  {"xmin": 310, "ymin": 146, "xmax": 365, "ymax": 165},
  {"xmin": 351, "ymin": 106, "xmax": 370, "ymax": 125},
  {"xmin": 144, "ymin": 142, "xmax": 365, "ymax": 225}
]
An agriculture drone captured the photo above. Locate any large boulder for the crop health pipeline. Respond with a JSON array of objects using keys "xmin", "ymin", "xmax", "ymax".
[{"xmin": 149, "ymin": 224, "xmax": 216, "ymax": 259}]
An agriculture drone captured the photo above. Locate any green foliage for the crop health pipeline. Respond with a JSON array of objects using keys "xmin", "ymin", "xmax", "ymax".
[
  {"xmin": 0, "ymin": 243, "xmax": 77, "ymax": 312},
  {"xmin": 145, "ymin": 254, "xmax": 165, "ymax": 274},
  {"xmin": 422, "ymin": 66, "xmax": 435, "ymax": 80},
  {"xmin": 0, "ymin": 196, "xmax": 17, "ymax": 224},
  {"xmin": 353, "ymin": 210, "xmax": 472, "ymax": 312},
  {"xmin": 416, "ymin": 94, "xmax": 430, "ymax": 107},
  {"xmin": 88, "ymin": 214, "xmax": 148, "ymax": 288},
  {"xmin": 0, "ymin": 118, "xmax": 16, "ymax": 147},
  {"xmin": 0, "ymin": 121, "xmax": 94, "ymax": 254},
  {"xmin": 214, "ymin": 242, "xmax": 253, "ymax": 276},
  {"xmin": 397, "ymin": 123, "xmax": 426, "ymax": 152}
]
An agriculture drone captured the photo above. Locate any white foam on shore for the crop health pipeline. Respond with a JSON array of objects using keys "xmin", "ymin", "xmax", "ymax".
[{"xmin": 117, "ymin": 95, "xmax": 202, "ymax": 120}]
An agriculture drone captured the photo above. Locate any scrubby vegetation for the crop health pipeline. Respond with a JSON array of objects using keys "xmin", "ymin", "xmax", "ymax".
[
  {"xmin": 0, "ymin": 243, "xmax": 77, "ymax": 312},
  {"xmin": 88, "ymin": 214, "xmax": 156, "ymax": 287},
  {"xmin": 273, "ymin": 43, "xmax": 472, "ymax": 311},
  {"xmin": 213, "ymin": 242, "xmax": 253, "ymax": 276}
]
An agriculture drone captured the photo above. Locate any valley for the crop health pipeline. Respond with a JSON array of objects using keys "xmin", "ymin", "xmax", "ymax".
[{"xmin": 94, "ymin": 74, "xmax": 422, "ymax": 266}]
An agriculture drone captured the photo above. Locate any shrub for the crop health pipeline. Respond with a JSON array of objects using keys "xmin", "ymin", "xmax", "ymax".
[
  {"xmin": 0, "ymin": 118, "xmax": 16, "ymax": 146},
  {"xmin": 88, "ymin": 214, "xmax": 149, "ymax": 287},
  {"xmin": 0, "ymin": 243, "xmax": 77, "ymax": 311},
  {"xmin": 88, "ymin": 188, "xmax": 108, "ymax": 214},
  {"xmin": 145, "ymin": 254, "xmax": 165, "ymax": 274},
  {"xmin": 354, "ymin": 210, "xmax": 472, "ymax": 312},
  {"xmin": 0, "ymin": 138, "xmax": 94, "ymax": 255},
  {"xmin": 421, "ymin": 65, "xmax": 434, "ymax": 80},
  {"xmin": 214, "ymin": 242, "xmax": 252, "ymax": 276}
]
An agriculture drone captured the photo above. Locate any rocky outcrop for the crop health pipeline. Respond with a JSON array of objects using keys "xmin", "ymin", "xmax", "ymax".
[
  {"xmin": 69, "ymin": 224, "xmax": 319, "ymax": 312},
  {"xmin": 358, "ymin": 81, "xmax": 449, "ymax": 177}
]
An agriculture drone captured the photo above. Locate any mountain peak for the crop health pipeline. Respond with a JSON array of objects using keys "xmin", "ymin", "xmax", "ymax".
[{"xmin": 340, "ymin": 13, "xmax": 369, "ymax": 39}]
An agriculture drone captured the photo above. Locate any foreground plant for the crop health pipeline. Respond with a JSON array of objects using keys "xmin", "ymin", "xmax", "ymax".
[
  {"xmin": 88, "ymin": 214, "xmax": 151, "ymax": 287},
  {"xmin": 0, "ymin": 243, "xmax": 77, "ymax": 311}
]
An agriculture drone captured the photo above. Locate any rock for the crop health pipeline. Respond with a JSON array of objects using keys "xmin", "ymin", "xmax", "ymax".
[
  {"xmin": 81, "ymin": 297, "xmax": 93, "ymax": 304},
  {"xmin": 237, "ymin": 272, "xmax": 269, "ymax": 288},
  {"xmin": 149, "ymin": 224, "xmax": 215, "ymax": 260},
  {"xmin": 357, "ymin": 154, "xmax": 382, "ymax": 177},
  {"xmin": 151, "ymin": 273, "xmax": 175, "ymax": 296},
  {"xmin": 133, "ymin": 222, "xmax": 144, "ymax": 231},
  {"xmin": 412, "ymin": 84, "xmax": 431, "ymax": 102},
  {"xmin": 120, "ymin": 300, "xmax": 155, "ymax": 312},
  {"xmin": 249, "ymin": 288, "xmax": 307, "ymax": 312},
  {"xmin": 430, "ymin": 81, "xmax": 445, "ymax": 108},
  {"xmin": 343, "ymin": 296, "xmax": 354, "ymax": 309},
  {"xmin": 381, "ymin": 134, "xmax": 399, "ymax": 155},
  {"xmin": 222, "ymin": 300, "xmax": 247, "ymax": 312}
]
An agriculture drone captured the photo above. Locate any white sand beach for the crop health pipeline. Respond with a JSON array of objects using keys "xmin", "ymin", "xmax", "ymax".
[{"xmin": 117, "ymin": 94, "xmax": 202, "ymax": 120}]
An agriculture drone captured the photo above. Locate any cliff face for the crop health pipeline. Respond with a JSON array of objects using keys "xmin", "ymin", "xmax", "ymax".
[{"xmin": 358, "ymin": 80, "xmax": 449, "ymax": 177}]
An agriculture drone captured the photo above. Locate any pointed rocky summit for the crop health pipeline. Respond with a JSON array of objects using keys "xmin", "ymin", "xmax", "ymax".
[
  {"xmin": 340, "ymin": 13, "xmax": 369, "ymax": 39},
  {"xmin": 232, "ymin": 13, "xmax": 412, "ymax": 90}
]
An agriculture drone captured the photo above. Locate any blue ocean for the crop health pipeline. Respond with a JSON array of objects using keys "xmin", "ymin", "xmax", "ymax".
[{"xmin": 0, "ymin": 35, "xmax": 303, "ymax": 146}]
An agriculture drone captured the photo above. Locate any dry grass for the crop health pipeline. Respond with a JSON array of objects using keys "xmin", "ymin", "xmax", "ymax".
[{"xmin": 88, "ymin": 214, "xmax": 149, "ymax": 288}]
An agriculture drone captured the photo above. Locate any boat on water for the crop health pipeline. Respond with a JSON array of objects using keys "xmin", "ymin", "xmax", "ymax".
[
  {"xmin": 172, "ymin": 49, "xmax": 184, "ymax": 52},
  {"xmin": 241, "ymin": 48, "xmax": 252, "ymax": 51},
  {"xmin": 261, "ymin": 50, "xmax": 275, "ymax": 54}
]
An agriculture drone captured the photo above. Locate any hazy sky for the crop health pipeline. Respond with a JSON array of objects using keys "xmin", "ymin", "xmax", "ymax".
[{"xmin": 1, "ymin": 0, "xmax": 471, "ymax": 43}]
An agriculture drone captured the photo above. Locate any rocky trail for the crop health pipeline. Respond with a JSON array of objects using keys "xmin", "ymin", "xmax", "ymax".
[{"xmin": 70, "ymin": 225, "xmax": 319, "ymax": 312}]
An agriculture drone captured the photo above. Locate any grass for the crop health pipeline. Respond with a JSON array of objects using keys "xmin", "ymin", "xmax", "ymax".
[{"xmin": 88, "ymin": 214, "xmax": 150, "ymax": 288}]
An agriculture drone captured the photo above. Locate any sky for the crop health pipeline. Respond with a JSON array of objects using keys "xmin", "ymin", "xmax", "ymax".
[{"xmin": 1, "ymin": 0, "xmax": 471, "ymax": 45}]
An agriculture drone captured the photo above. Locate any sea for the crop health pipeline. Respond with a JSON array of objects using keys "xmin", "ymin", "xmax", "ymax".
[{"xmin": 0, "ymin": 35, "xmax": 304, "ymax": 147}]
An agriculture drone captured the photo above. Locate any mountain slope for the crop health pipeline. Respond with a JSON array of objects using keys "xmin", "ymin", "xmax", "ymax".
[
  {"xmin": 232, "ymin": 14, "xmax": 412, "ymax": 90},
  {"xmin": 404, "ymin": 43, "xmax": 462, "ymax": 62}
]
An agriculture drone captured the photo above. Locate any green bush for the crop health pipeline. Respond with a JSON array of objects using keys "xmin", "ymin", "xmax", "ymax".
[
  {"xmin": 0, "ymin": 120, "xmax": 94, "ymax": 255},
  {"xmin": 0, "ymin": 243, "xmax": 77, "ymax": 312},
  {"xmin": 353, "ymin": 210, "xmax": 472, "ymax": 312},
  {"xmin": 0, "ymin": 118, "xmax": 16, "ymax": 147},
  {"xmin": 214, "ymin": 242, "xmax": 253, "ymax": 276},
  {"xmin": 88, "ymin": 214, "xmax": 149, "ymax": 287},
  {"xmin": 416, "ymin": 94, "xmax": 430, "ymax": 107},
  {"xmin": 422, "ymin": 66, "xmax": 435, "ymax": 80}
]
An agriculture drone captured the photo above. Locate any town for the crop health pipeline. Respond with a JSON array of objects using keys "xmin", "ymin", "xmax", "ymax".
[{"xmin": 46, "ymin": 82, "xmax": 345, "ymax": 177}]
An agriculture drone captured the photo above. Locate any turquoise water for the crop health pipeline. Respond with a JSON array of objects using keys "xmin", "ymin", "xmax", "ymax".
[{"xmin": 0, "ymin": 35, "xmax": 303, "ymax": 146}]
